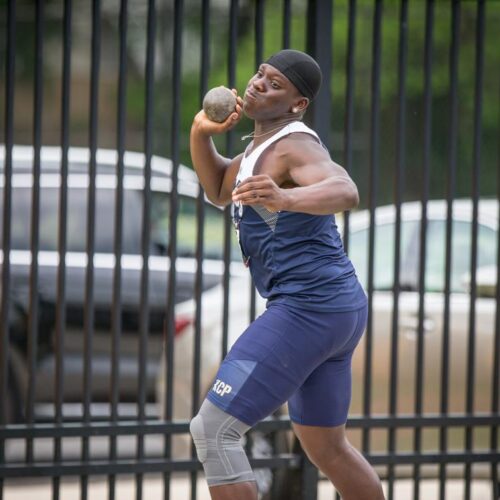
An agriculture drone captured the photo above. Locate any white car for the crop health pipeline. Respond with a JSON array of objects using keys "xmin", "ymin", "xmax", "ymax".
[{"xmin": 158, "ymin": 198, "xmax": 498, "ymax": 458}]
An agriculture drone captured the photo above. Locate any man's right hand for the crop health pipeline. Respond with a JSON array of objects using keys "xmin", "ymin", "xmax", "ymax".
[{"xmin": 192, "ymin": 89, "xmax": 244, "ymax": 136}]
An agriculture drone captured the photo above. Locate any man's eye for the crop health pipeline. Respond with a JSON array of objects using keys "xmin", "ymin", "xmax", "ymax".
[{"xmin": 271, "ymin": 82, "xmax": 280, "ymax": 89}]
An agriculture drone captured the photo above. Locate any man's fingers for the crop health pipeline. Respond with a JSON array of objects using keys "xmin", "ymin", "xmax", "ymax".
[
  {"xmin": 233, "ymin": 187, "xmax": 265, "ymax": 201},
  {"xmin": 233, "ymin": 177, "xmax": 274, "ymax": 195},
  {"xmin": 232, "ymin": 188, "xmax": 267, "ymax": 203},
  {"xmin": 238, "ymin": 174, "xmax": 272, "ymax": 186}
]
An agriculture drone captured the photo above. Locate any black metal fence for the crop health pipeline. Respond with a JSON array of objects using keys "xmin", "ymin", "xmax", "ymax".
[{"xmin": 0, "ymin": 0, "xmax": 499, "ymax": 499}]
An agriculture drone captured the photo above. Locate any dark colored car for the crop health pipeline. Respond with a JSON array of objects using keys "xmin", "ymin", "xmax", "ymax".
[{"xmin": 1, "ymin": 145, "xmax": 230, "ymax": 422}]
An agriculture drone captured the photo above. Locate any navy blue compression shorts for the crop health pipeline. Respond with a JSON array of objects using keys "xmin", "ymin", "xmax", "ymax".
[{"xmin": 207, "ymin": 302, "xmax": 367, "ymax": 427}]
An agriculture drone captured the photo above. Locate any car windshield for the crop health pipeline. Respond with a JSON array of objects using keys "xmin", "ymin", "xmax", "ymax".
[
  {"xmin": 424, "ymin": 219, "xmax": 497, "ymax": 292},
  {"xmin": 0, "ymin": 186, "xmax": 239, "ymax": 260},
  {"xmin": 348, "ymin": 217, "xmax": 498, "ymax": 293},
  {"xmin": 348, "ymin": 220, "xmax": 418, "ymax": 291}
]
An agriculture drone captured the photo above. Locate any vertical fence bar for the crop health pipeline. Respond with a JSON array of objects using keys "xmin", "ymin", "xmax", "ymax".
[
  {"xmin": 341, "ymin": 0, "xmax": 356, "ymax": 253},
  {"xmin": 387, "ymin": 1, "xmax": 408, "ymax": 498},
  {"xmin": 306, "ymin": 0, "xmax": 332, "ymax": 149},
  {"xmin": 244, "ymin": 0, "xmax": 263, "ymax": 470},
  {"xmin": 81, "ymin": 1, "xmax": 101, "ymax": 498},
  {"xmin": 439, "ymin": 2, "xmax": 460, "ymax": 498},
  {"xmin": 255, "ymin": 0, "xmax": 264, "ymax": 65},
  {"xmin": 300, "ymin": 456, "xmax": 319, "ymax": 500},
  {"xmin": 137, "ymin": 1, "xmax": 155, "ymax": 499},
  {"xmin": 249, "ymin": 0, "xmax": 264, "ymax": 324},
  {"xmin": 282, "ymin": 0, "xmax": 291, "ymax": 49},
  {"xmin": 164, "ymin": 0, "xmax": 183, "ymax": 498},
  {"xmin": 413, "ymin": 2, "xmax": 434, "ymax": 498},
  {"xmin": 492, "ymin": 72, "xmax": 500, "ymax": 500},
  {"xmin": 465, "ymin": 1, "xmax": 485, "ymax": 498},
  {"xmin": 0, "ymin": 2, "xmax": 15, "ymax": 499},
  {"xmin": 109, "ymin": 1, "xmax": 127, "ymax": 499},
  {"xmin": 26, "ymin": 0, "xmax": 44, "ymax": 465},
  {"xmin": 363, "ymin": 0, "xmax": 383, "ymax": 454},
  {"xmin": 52, "ymin": 1, "xmax": 72, "ymax": 498},
  {"xmin": 337, "ymin": 8, "xmax": 356, "ymax": 493},
  {"xmin": 221, "ymin": 0, "xmax": 238, "ymax": 361},
  {"xmin": 190, "ymin": 1, "xmax": 210, "ymax": 498}
]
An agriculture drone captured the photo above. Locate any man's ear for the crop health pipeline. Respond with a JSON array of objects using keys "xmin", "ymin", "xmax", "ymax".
[{"xmin": 292, "ymin": 97, "xmax": 309, "ymax": 113}]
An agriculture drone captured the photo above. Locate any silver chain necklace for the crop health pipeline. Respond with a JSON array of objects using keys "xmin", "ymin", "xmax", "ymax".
[{"xmin": 241, "ymin": 120, "xmax": 296, "ymax": 141}]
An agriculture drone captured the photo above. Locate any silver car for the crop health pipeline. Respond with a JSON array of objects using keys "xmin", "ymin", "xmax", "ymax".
[
  {"xmin": 159, "ymin": 199, "xmax": 498, "ymax": 457},
  {"xmin": 347, "ymin": 200, "xmax": 497, "ymax": 411}
]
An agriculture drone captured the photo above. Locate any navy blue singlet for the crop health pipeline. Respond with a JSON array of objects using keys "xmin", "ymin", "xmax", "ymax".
[{"xmin": 232, "ymin": 121, "xmax": 367, "ymax": 312}]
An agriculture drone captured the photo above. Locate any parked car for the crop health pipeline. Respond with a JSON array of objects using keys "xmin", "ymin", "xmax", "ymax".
[
  {"xmin": 0, "ymin": 145, "xmax": 242, "ymax": 422},
  {"xmin": 158, "ymin": 198, "xmax": 498, "ymax": 455},
  {"xmin": 346, "ymin": 199, "xmax": 497, "ymax": 417},
  {"xmin": 347, "ymin": 198, "xmax": 498, "ymax": 455}
]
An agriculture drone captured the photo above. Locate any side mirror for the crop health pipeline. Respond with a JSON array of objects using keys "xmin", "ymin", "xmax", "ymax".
[
  {"xmin": 476, "ymin": 265, "xmax": 497, "ymax": 298},
  {"xmin": 462, "ymin": 266, "xmax": 497, "ymax": 298}
]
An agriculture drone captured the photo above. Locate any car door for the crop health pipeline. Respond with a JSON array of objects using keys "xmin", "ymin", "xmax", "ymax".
[
  {"xmin": 347, "ymin": 209, "xmax": 497, "ymax": 453},
  {"xmin": 415, "ymin": 218, "xmax": 498, "ymax": 416},
  {"xmin": 346, "ymin": 216, "xmax": 420, "ymax": 418}
]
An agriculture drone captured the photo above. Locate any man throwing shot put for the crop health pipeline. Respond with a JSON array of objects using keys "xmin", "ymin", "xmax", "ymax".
[{"xmin": 189, "ymin": 49, "xmax": 385, "ymax": 500}]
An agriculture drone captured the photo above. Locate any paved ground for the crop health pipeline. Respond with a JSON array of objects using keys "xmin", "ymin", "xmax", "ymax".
[{"xmin": 3, "ymin": 475, "xmax": 493, "ymax": 499}]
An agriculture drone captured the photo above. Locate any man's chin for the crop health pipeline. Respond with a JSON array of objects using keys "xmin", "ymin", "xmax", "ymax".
[{"xmin": 242, "ymin": 103, "xmax": 255, "ymax": 120}]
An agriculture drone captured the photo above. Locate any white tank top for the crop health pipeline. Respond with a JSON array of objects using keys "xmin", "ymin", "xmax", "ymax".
[{"xmin": 235, "ymin": 121, "xmax": 320, "ymax": 185}]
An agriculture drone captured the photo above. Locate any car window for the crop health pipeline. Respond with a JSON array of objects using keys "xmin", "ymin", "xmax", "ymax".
[
  {"xmin": 1, "ymin": 187, "xmax": 143, "ymax": 253},
  {"xmin": 348, "ymin": 220, "xmax": 418, "ymax": 291},
  {"xmin": 1, "ymin": 186, "xmax": 239, "ymax": 260},
  {"xmin": 426, "ymin": 219, "xmax": 497, "ymax": 293},
  {"xmin": 150, "ymin": 192, "xmax": 240, "ymax": 260}
]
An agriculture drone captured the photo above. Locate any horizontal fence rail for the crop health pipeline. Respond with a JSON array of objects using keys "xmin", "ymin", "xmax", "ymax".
[
  {"xmin": 1, "ymin": 414, "xmax": 498, "ymax": 440},
  {"xmin": 1, "ymin": 0, "xmax": 499, "ymax": 499}
]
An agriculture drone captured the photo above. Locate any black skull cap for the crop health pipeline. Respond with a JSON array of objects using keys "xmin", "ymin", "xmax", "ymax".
[{"xmin": 265, "ymin": 49, "xmax": 322, "ymax": 101}]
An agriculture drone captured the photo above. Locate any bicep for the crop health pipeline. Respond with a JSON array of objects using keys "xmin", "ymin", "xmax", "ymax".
[{"xmin": 286, "ymin": 141, "xmax": 350, "ymax": 187}]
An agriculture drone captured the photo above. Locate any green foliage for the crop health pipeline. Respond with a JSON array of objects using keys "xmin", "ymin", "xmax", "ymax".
[
  {"xmin": 174, "ymin": 0, "xmax": 499, "ymax": 205},
  {"xmin": 1, "ymin": 0, "xmax": 498, "ymax": 206}
]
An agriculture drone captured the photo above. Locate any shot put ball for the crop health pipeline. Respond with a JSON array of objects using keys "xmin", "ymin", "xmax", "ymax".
[{"xmin": 202, "ymin": 86, "xmax": 237, "ymax": 123}]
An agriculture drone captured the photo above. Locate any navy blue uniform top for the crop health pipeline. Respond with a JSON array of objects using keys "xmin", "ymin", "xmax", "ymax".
[{"xmin": 233, "ymin": 121, "xmax": 367, "ymax": 312}]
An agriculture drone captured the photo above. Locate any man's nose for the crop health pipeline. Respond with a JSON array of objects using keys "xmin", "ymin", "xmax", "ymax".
[{"xmin": 253, "ymin": 77, "xmax": 265, "ymax": 91}]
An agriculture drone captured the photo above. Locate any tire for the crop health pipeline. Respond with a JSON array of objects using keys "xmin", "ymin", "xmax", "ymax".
[
  {"xmin": 251, "ymin": 424, "xmax": 291, "ymax": 500},
  {"xmin": 267, "ymin": 435, "xmax": 305, "ymax": 500},
  {"xmin": 5, "ymin": 362, "xmax": 23, "ymax": 424}
]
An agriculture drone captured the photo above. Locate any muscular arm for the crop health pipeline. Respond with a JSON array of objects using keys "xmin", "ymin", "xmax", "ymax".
[
  {"xmin": 284, "ymin": 160, "xmax": 359, "ymax": 214},
  {"xmin": 232, "ymin": 134, "xmax": 359, "ymax": 214},
  {"xmin": 190, "ymin": 92, "xmax": 244, "ymax": 206}
]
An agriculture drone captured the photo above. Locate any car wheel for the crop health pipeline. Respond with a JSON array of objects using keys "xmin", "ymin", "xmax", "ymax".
[
  {"xmin": 5, "ymin": 363, "xmax": 23, "ymax": 424},
  {"xmin": 250, "ymin": 422, "xmax": 291, "ymax": 500},
  {"xmin": 267, "ymin": 435, "xmax": 309, "ymax": 500}
]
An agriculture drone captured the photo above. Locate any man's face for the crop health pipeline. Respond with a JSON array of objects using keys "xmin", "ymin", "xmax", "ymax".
[{"xmin": 243, "ymin": 63, "xmax": 301, "ymax": 120}]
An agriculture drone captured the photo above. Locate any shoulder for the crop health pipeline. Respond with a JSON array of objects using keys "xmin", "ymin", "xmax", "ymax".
[
  {"xmin": 272, "ymin": 131, "xmax": 328, "ymax": 167},
  {"xmin": 278, "ymin": 131, "xmax": 320, "ymax": 147}
]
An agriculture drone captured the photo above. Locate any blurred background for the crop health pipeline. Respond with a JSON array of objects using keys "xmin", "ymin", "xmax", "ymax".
[
  {"xmin": 1, "ymin": 0, "xmax": 499, "ymax": 207},
  {"xmin": 0, "ymin": 1, "xmax": 499, "ymax": 499}
]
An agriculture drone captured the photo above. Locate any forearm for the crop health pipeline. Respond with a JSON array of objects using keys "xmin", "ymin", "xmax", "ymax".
[
  {"xmin": 283, "ymin": 176, "xmax": 359, "ymax": 215},
  {"xmin": 190, "ymin": 124, "xmax": 230, "ymax": 205}
]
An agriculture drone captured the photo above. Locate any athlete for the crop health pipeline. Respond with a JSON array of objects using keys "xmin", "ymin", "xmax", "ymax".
[{"xmin": 189, "ymin": 49, "xmax": 385, "ymax": 500}]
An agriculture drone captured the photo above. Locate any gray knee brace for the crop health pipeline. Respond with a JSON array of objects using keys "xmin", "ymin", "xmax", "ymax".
[{"xmin": 190, "ymin": 399, "xmax": 256, "ymax": 487}]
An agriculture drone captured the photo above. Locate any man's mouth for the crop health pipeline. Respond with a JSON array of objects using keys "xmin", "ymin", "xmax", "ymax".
[{"xmin": 245, "ymin": 89, "xmax": 258, "ymax": 101}]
